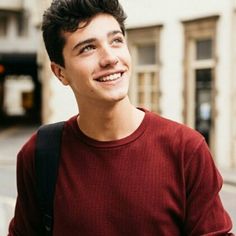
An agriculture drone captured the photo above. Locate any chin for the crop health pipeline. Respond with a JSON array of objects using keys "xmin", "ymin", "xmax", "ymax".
[
  {"xmin": 109, "ymin": 89, "xmax": 129, "ymax": 102},
  {"xmin": 109, "ymin": 94, "xmax": 129, "ymax": 105}
]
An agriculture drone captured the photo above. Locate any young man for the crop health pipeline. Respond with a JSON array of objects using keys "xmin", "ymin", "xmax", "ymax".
[{"xmin": 8, "ymin": 0, "xmax": 234, "ymax": 235}]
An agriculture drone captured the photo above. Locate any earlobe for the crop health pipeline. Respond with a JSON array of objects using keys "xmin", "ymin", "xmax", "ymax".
[{"xmin": 51, "ymin": 62, "xmax": 69, "ymax": 85}]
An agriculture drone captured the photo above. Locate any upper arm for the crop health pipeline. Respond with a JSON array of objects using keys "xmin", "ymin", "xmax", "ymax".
[
  {"xmin": 184, "ymin": 140, "xmax": 234, "ymax": 235},
  {"xmin": 8, "ymin": 134, "xmax": 44, "ymax": 236}
]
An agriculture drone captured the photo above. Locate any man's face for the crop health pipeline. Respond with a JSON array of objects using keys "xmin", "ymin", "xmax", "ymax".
[{"xmin": 55, "ymin": 13, "xmax": 131, "ymax": 107}]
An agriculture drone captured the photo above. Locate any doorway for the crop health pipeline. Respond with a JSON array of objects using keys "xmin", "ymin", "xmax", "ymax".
[
  {"xmin": 195, "ymin": 68, "xmax": 212, "ymax": 144},
  {"xmin": 0, "ymin": 53, "xmax": 41, "ymax": 126}
]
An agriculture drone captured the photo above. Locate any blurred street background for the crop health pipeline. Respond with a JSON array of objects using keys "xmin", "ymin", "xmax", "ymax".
[{"xmin": 0, "ymin": 125, "xmax": 37, "ymax": 234}]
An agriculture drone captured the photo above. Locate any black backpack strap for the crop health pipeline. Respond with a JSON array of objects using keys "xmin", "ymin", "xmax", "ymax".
[{"xmin": 35, "ymin": 121, "xmax": 65, "ymax": 235}]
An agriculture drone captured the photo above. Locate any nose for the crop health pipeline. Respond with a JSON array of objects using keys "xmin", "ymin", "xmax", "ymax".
[{"xmin": 99, "ymin": 46, "xmax": 118, "ymax": 68}]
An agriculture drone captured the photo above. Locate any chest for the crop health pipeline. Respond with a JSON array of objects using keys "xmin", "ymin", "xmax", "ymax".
[{"xmin": 52, "ymin": 143, "xmax": 185, "ymax": 235}]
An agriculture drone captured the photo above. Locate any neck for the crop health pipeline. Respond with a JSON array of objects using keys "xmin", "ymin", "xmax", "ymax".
[{"xmin": 77, "ymin": 97, "xmax": 145, "ymax": 141}]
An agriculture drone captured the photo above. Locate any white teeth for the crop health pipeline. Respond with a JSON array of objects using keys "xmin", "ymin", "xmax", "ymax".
[{"xmin": 97, "ymin": 73, "xmax": 121, "ymax": 82}]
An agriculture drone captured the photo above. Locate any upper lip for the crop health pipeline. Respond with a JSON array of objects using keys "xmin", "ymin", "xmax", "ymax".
[{"xmin": 93, "ymin": 69, "xmax": 126, "ymax": 81}]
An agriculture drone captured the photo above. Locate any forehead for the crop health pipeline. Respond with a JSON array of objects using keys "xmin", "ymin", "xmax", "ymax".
[{"xmin": 63, "ymin": 13, "xmax": 121, "ymax": 45}]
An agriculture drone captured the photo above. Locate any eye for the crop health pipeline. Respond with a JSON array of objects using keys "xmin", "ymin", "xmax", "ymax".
[
  {"xmin": 79, "ymin": 45, "xmax": 95, "ymax": 54},
  {"xmin": 112, "ymin": 36, "xmax": 124, "ymax": 45}
]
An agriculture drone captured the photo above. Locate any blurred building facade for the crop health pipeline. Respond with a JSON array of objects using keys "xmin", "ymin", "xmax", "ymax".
[
  {"xmin": 0, "ymin": 0, "xmax": 42, "ymax": 124},
  {"xmin": 0, "ymin": 0, "xmax": 235, "ymax": 170},
  {"xmin": 120, "ymin": 0, "xmax": 236, "ymax": 170}
]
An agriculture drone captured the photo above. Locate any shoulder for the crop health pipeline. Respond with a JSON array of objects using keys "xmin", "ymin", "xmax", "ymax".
[
  {"xmin": 146, "ymin": 111, "xmax": 207, "ymax": 162},
  {"xmin": 147, "ymin": 112, "xmax": 217, "ymax": 181},
  {"xmin": 17, "ymin": 115, "xmax": 77, "ymax": 170},
  {"xmin": 16, "ymin": 131, "xmax": 37, "ymax": 181},
  {"xmin": 18, "ymin": 122, "xmax": 60, "ymax": 169},
  {"xmin": 147, "ymin": 111, "xmax": 204, "ymax": 144}
]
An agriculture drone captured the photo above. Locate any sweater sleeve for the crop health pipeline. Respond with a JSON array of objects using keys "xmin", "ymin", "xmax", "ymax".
[
  {"xmin": 8, "ymin": 134, "xmax": 44, "ymax": 236},
  {"xmin": 184, "ymin": 138, "xmax": 234, "ymax": 235}
]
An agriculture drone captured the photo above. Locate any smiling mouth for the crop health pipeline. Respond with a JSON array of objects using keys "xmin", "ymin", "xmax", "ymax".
[{"xmin": 95, "ymin": 72, "xmax": 123, "ymax": 82}]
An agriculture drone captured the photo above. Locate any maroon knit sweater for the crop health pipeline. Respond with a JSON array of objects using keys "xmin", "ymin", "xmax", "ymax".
[{"xmin": 8, "ymin": 110, "xmax": 234, "ymax": 235}]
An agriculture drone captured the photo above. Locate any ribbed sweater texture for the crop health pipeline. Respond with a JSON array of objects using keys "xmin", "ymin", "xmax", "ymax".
[{"xmin": 8, "ymin": 110, "xmax": 234, "ymax": 235}]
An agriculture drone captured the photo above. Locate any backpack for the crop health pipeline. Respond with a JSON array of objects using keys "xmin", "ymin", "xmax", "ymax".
[{"xmin": 35, "ymin": 121, "xmax": 65, "ymax": 235}]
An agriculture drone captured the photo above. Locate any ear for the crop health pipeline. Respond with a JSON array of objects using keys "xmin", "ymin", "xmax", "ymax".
[{"xmin": 51, "ymin": 62, "xmax": 69, "ymax": 86}]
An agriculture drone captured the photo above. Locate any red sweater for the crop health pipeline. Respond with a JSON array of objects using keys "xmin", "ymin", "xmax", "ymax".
[{"xmin": 9, "ymin": 110, "xmax": 234, "ymax": 235}]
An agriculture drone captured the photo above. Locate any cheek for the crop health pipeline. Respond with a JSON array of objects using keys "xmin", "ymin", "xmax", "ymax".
[
  {"xmin": 76, "ymin": 59, "xmax": 97, "ymax": 75},
  {"xmin": 68, "ymin": 61, "xmax": 92, "ymax": 80},
  {"xmin": 122, "ymin": 48, "xmax": 132, "ymax": 66}
]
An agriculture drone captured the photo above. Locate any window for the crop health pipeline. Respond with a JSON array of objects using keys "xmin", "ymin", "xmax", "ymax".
[
  {"xmin": 3, "ymin": 75, "xmax": 34, "ymax": 116},
  {"xmin": 183, "ymin": 16, "xmax": 218, "ymax": 148},
  {"xmin": 17, "ymin": 12, "xmax": 29, "ymax": 37},
  {"xmin": 137, "ymin": 44, "xmax": 157, "ymax": 65},
  {"xmin": 127, "ymin": 26, "xmax": 161, "ymax": 113},
  {"xmin": 0, "ymin": 15, "xmax": 7, "ymax": 36},
  {"xmin": 196, "ymin": 39, "xmax": 213, "ymax": 60}
]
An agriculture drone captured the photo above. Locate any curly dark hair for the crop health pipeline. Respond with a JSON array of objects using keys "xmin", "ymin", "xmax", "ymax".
[{"xmin": 42, "ymin": 0, "xmax": 127, "ymax": 66}]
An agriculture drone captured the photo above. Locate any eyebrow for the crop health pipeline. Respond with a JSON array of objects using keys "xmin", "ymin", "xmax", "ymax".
[{"xmin": 72, "ymin": 30, "xmax": 123, "ymax": 51}]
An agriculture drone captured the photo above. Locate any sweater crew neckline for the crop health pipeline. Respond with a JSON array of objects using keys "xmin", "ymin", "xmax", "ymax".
[{"xmin": 70, "ymin": 108, "xmax": 150, "ymax": 148}]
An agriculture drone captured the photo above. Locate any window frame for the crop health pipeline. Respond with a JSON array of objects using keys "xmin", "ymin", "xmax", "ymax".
[
  {"xmin": 127, "ymin": 25, "xmax": 162, "ymax": 113},
  {"xmin": 182, "ymin": 15, "xmax": 219, "ymax": 151}
]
